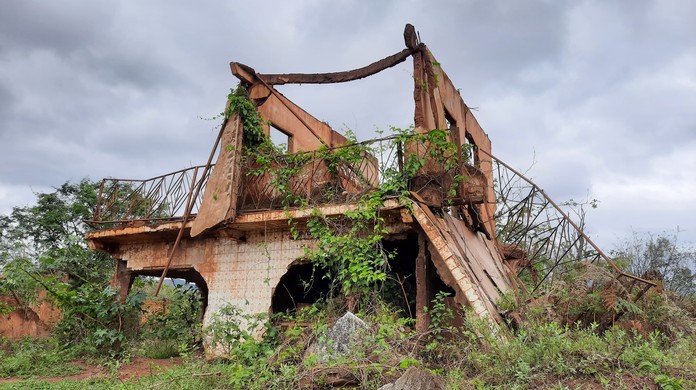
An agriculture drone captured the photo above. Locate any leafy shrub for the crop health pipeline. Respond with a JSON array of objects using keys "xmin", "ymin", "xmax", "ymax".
[
  {"xmin": 53, "ymin": 284, "xmax": 144, "ymax": 354},
  {"xmin": 205, "ymin": 304, "xmax": 277, "ymax": 362},
  {"xmin": 140, "ymin": 283, "xmax": 203, "ymax": 356}
]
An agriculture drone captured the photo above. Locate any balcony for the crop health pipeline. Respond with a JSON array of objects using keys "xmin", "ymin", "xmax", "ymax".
[{"xmin": 85, "ymin": 131, "xmax": 488, "ymax": 228}]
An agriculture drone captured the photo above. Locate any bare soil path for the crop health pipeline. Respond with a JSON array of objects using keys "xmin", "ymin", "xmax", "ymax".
[{"xmin": 0, "ymin": 357, "xmax": 183, "ymax": 384}]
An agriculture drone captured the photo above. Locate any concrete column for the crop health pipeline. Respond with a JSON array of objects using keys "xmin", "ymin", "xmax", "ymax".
[
  {"xmin": 415, "ymin": 231, "xmax": 430, "ymax": 332},
  {"xmin": 111, "ymin": 259, "xmax": 133, "ymax": 303}
]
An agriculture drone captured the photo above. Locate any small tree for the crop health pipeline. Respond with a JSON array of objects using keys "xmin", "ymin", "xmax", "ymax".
[
  {"xmin": 0, "ymin": 179, "xmax": 144, "ymax": 353},
  {"xmin": 612, "ymin": 231, "xmax": 696, "ymax": 296}
]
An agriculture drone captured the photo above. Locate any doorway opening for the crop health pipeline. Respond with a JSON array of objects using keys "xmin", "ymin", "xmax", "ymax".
[{"xmin": 271, "ymin": 262, "xmax": 332, "ymax": 314}]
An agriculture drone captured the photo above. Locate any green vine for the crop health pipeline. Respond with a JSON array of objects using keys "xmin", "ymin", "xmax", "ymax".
[
  {"xmin": 225, "ymin": 91, "xmax": 472, "ymax": 303},
  {"xmin": 298, "ymin": 127, "xmax": 470, "ymax": 300},
  {"xmin": 225, "ymin": 84, "xmax": 268, "ymax": 147}
]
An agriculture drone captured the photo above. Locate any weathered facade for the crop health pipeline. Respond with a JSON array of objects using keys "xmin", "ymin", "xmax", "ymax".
[
  {"xmin": 0, "ymin": 290, "xmax": 60, "ymax": 339},
  {"xmin": 85, "ymin": 25, "xmax": 653, "ymax": 354}
]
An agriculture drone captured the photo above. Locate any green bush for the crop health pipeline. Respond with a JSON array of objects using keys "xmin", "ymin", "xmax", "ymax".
[
  {"xmin": 139, "ymin": 283, "xmax": 203, "ymax": 357},
  {"xmin": 53, "ymin": 284, "xmax": 144, "ymax": 354}
]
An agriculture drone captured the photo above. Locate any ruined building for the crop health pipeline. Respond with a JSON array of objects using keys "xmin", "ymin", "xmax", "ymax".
[{"xmin": 85, "ymin": 25, "xmax": 654, "ymax": 353}]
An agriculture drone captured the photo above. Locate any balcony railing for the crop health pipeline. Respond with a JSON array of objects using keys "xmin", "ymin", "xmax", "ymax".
[
  {"xmin": 86, "ymin": 165, "xmax": 212, "ymax": 227},
  {"xmin": 87, "ymin": 131, "xmax": 485, "ymax": 226},
  {"xmin": 482, "ymin": 150, "xmax": 655, "ymax": 296}
]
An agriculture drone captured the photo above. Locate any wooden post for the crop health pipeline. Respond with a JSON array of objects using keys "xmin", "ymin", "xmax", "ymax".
[{"xmin": 415, "ymin": 231, "xmax": 430, "ymax": 332}]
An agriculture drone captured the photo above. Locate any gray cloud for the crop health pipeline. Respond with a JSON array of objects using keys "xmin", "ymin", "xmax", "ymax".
[
  {"xmin": 0, "ymin": 0, "xmax": 694, "ymax": 247},
  {"xmin": 0, "ymin": 1, "xmax": 113, "ymax": 55}
]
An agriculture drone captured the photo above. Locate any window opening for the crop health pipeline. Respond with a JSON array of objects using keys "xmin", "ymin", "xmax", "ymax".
[{"xmin": 270, "ymin": 124, "xmax": 292, "ymax": 153}]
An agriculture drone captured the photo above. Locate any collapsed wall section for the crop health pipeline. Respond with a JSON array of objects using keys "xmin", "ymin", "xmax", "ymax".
[
  {"xmin": 409, "ymin": 200, "xmax": 511, "ymax": 330},
  {"xmin": 0, "ymin": 291, "xmax": 60, "ymax": 339}
]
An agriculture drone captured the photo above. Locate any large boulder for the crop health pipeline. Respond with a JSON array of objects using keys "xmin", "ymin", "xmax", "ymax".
[
  {"xmin": 378, "ymin": 366, "xmax": 444, "ymax": 390},
  {"xmin": 305, "ymin": 311, "xmax": 369, "ymax": 362}
]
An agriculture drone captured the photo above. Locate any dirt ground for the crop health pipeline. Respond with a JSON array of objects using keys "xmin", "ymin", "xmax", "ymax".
[{"xmin": 0, "ymin": 356, "xmax": 183, "ymax": 384}]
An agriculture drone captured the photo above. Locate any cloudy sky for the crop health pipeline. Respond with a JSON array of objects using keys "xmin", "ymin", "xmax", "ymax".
[{"xmin": 1, "ymin": 0, "xmax": 694, "ymax": 249}]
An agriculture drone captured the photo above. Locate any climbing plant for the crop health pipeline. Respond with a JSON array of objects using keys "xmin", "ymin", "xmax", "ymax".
[
  {"xmin": 225, "ymin": 84, "xmax": 268, "ymax": 147},
  {"xmin": 225, "ymin": 84, "xmax": 472, "ymax": 304}
]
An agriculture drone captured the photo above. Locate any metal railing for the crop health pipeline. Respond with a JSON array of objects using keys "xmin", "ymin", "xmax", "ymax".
[
  {"xmin": 86, "ymin": 132, "xmax": 477, "ymax": 226},
  {"xmin": 86, "ymin": 131, "xmax": 654, "ymax": 303},
  {"xmin": 237, "ymin": 139, "xmax": 388, "ymax": 211},
  {"xmin": 86, "ymin": 165, "xmax": 212, "ymax": 227},
  {"xmin": 85, "ymin": 132, "xmax": 656, "ymax": 299},
  {"xmin": 481, "ymin": 150, "xmax": 655, "ymax": 295}
]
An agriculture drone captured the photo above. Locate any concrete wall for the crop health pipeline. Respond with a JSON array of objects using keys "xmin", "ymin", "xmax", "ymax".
[
  {"xmin": 115, "ymin": 230, "xmax": 313, "ymax": 329},
  {"xmin": 412, "ymin": 48, "xmax": 497, "ymax": 235},
  {"xmin": 0, "ymin": 292, "xmax": 60, "ymax": 339},
  {"xmin": 249, "ymin": 83, "xmax": 348, "ymax": 152}
]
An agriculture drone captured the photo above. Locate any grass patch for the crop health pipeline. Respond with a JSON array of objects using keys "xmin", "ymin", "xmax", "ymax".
[
  {"xmin": 0, "ymin": 338, "xmax": 82, "ymax": 379},
  {"xmin": 2, "ymin": 295, "xmax": 696, "ymax": 389},
  {"xmin": 137, "ymin": 339, "xmax": 181, "ymax": 359}
]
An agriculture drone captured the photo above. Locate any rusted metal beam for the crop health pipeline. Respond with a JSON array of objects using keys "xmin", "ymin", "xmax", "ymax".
[
  {"xmin": 241, "ymin": 45, "xmax": 423, "ymax": 86},
  {"xmin": 154, "ymin": 114, "xmax": 229, "ymax": 296},
  {"xmin": 231, "ymin": 24, "xmax": 424, "ymax": 86},
  {"xmin": 154, "ymin": 167, "xmax": 198, "ymax": 296},
  {"xmin": 415, "ymin": 231, "xmax": 429, "ymax": 332},
  {"xmin": 100, "ymin": 164, "xmax": 211, "ymax": 183}
]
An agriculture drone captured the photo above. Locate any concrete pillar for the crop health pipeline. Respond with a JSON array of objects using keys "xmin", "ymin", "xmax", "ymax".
[
  {"xmin": 111, "ymin": 259, "xmax": 133, "ymax": 303},
  {"xmin": 415, "ymin": 231, "xmax": 430, "ymax": 332}
]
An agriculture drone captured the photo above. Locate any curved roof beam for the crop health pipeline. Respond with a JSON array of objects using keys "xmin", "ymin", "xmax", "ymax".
[{"xmin": 231, "ymin": 24, "xmax": 424, "ymax": 85}]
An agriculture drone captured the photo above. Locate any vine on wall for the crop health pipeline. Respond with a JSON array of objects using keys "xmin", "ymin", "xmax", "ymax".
[{"xmin": 226, "ymin": 84, "xmax": 472, "ymax": 303}]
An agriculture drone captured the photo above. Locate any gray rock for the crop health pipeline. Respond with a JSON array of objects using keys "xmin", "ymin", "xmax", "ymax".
[
  {"xmin": 305, "ymin": 311, "xmax": 369, "ymax": 362},
  {"xmin": 378, "ymin": 366, "xmax": 444, "ymax": 390}
]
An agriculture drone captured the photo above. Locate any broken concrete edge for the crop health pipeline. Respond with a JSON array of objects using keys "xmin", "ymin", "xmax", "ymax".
[
  {"xmin": 408, "ymin": 199, "xmax": 503, "ymax": 334},
  {"xmin": 190, "ymin": 113, "xmax": 244, "ymax": 237},
  {"xmin": 86, "ymin": 198, "xmax": 405, "ymax": 244}
]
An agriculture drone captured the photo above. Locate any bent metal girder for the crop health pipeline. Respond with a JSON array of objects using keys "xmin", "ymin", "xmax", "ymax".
[{"xmin": 480, "ymin": 149, "xmax": 656, "ymax": 298}]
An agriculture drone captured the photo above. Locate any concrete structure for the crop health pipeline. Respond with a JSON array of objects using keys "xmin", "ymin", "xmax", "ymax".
[{"xmin": 85, "ymin": 25, "xmax": 542, "ymax": 352}]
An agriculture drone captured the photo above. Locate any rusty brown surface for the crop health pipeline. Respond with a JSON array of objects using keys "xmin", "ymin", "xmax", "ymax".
[
  {"xmin": 415, "ymin": 231, "xmax": 429, "ymax": 333},
  {"xmin": 409, "ymin": 196, "xmax": 503, "ymax": 329},
  {"xmin": 84, "ymin": 24, "xmax": 516, "ymax": 354},
  {"xmin": 236, "ymin": 25, "xmax": 422, "ymax": 87},
  {"xmin": 251, "ymin": 47, "xmax": 419, "ymax": 85},
  {"xmin": 191, "ymin": 112, "xmax": 244, "ymax": 236},
  {"xmin": 0, "ymin": 291, "xmax": 60, "ymax": 339}
]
